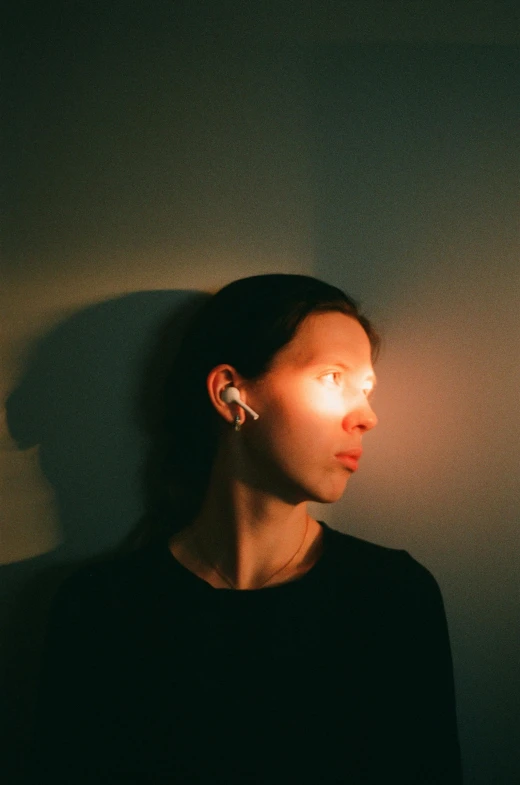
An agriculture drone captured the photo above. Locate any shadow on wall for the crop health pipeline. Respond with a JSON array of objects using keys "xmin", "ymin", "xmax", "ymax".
[{"xmin": 1, "ymin": 288, "xmax": 208, "ymax": 785}]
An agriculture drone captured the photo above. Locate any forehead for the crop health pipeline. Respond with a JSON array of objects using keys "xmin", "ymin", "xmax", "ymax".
[{"xmin": 272, "ymin": 311, "xmax": 374, "ymax": 370}]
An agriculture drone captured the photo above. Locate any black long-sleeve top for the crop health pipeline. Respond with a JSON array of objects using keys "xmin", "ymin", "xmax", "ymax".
[{"xmin": 29, "ymin": 521, "xmax": 463, "ymax": 784}]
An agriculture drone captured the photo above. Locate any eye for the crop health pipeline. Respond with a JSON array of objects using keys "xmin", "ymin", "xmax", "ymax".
[
  {"xmin": 321, "ymin": 371, "xmax": 343, "ymax": 386},
  {"xmin": 363, "ymin": 387, "xmax": 375, "ymax": 401}
]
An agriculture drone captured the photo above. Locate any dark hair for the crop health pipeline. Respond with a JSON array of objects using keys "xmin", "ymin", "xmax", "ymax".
[{"xmin": 133, "ymin": 274, "xmax": 380, "ymax": 546}]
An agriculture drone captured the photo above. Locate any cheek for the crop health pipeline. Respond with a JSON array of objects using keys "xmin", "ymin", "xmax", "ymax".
[
  {"xmin": 246, "ymin": 395, "xmax": 349, "ymax": 500},
  {"xmin": 255, "ymin": 396, "xmax": 333, "ymax": 459},
  {"xmin": 275, "ymin": 384, "xmax": 341, "ymax": 435}
]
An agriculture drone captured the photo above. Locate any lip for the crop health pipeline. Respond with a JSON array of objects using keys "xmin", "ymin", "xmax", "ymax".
[{"xmin": 335, "ymin": 450, "xmax": 362, "ymax": 472}]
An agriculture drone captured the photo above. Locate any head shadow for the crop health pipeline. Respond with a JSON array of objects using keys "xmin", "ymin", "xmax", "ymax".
[{"xmin": 5, "ymin": 289, "xmax": 209, "ymax": 565}]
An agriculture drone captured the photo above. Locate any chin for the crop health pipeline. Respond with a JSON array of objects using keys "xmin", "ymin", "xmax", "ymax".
[
  {"xmin": 306, "ymin": 478, "xmax": 351, "ymax": 505},
  {"xmin": 276, "ymin": 465, "xmax": 351, "ymax": 506},
  {"xmin": 316, "ymin": 490, "xmax": 348, "ymax": 505}
]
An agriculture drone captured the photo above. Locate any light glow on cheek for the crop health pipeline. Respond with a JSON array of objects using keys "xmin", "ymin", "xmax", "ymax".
[{"xmin": 299, "ymin": 379, "xmax": 349, "ymax": 418}]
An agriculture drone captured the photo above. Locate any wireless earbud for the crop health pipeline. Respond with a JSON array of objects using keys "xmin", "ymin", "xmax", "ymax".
[{"xmin": 220, "ymin": 386, "xmax": 260, "ymax": 420}]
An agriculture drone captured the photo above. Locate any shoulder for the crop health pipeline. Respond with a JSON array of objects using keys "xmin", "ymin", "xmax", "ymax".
[
  {"xmin": 322, "ymin": 521, "xmax": 408, "ymax": 570},
  {"xmin": 49, "ymin": 544, "xmax": 166, "ymax": 622},
  {"xmin": 321, "ymin": 525, "xmax": 449, "ymax": 639},
  {"xmin": 321, "ymin": 522, "xmax": 441, "ymax": 598}
]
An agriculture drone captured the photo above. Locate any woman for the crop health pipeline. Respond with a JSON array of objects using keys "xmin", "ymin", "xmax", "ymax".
[{"xmin": 30, "ymin": 274, "xmax": 463, "ymax": 784}]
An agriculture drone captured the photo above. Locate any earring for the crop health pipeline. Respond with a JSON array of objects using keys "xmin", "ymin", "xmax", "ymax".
[{"xmin": 234, "ymin": 414, "xmax": 241, "ymax": 432}]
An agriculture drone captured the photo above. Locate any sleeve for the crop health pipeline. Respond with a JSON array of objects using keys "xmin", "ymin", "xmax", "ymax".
[
  {"xmin": 381, "ymin": 553, "xmax": 464, "ymax": 785},
  {"xmin": 26, "ymin": 570, "xmax": 119, "ymax": 785}
]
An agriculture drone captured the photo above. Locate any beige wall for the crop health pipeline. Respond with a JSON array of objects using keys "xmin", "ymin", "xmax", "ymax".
[{"xmin": 2, "ymin": 4, "xmax": 518, "ymax": 783}]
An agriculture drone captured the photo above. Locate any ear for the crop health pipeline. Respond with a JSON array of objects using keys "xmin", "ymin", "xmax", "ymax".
[{"xmin": 206, "ymin": 364, "xmax": 246, "ymax": 427}]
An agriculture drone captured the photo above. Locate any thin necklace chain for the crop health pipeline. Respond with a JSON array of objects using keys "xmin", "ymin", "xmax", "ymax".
[{"xmin": 194, "ymin": 515, "xmax": 310, "ymax": 590}]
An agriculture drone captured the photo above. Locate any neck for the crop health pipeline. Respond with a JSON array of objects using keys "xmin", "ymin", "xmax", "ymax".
[{"xmin": 178, "ymin": 449, "xmax": 317, "ymax": 590}]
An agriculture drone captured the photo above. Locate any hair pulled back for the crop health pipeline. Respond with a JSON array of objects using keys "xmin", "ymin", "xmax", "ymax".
[{"xmin": 134, "ymin": 273, "xmax": 380, "ymax": 546}]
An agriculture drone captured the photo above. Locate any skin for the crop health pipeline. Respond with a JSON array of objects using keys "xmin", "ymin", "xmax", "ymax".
[{"xmin": 169, "ymin": 311, "xmax": 378, "ymax": 590}]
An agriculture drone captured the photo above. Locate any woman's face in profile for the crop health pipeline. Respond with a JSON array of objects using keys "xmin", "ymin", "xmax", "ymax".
[{"xmin": 243, "ymin": 311, "xmax": 378, "ymax": 505}]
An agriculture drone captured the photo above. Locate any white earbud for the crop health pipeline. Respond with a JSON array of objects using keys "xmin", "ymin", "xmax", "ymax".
[{"xmin": 220, "ymin": 386, "xmax": 260, "ymax": 420}]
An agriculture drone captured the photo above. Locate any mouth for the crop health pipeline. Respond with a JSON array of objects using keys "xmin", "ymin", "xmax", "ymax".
[{"xmin": 334, "ymin": 451, "xmax": 362, "ymax": 472}]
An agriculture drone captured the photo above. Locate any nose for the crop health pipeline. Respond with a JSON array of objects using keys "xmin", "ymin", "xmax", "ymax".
[{"xmin": 342, "ymin": 398, "xmax": 378, "ymax": 434}]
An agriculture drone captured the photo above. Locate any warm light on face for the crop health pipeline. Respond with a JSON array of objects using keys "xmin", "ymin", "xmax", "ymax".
[
  {"xmin": 243, "ymin": 312, "xmax": 378, "ymax": 505},
  {"xmin": 304, "ymin": 365, "xmax": 376, "ymax": 418},
  {"xmin": 260, "ymin": 313, "xmax": 378, "ymax": 430}
]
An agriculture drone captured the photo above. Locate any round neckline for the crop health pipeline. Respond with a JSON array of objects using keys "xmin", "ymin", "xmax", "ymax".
[{"xmin": 161, "ymin": 520, "xmax": 333, "ymax": 594}]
